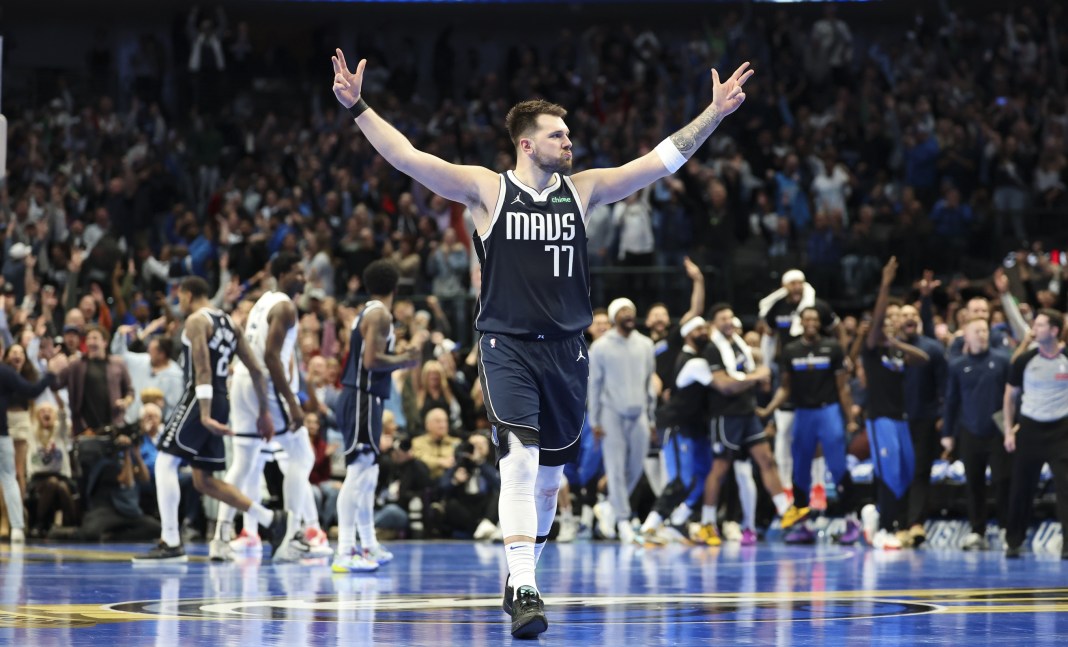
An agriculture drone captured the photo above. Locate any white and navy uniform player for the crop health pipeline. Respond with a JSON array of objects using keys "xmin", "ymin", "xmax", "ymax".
[
  {"xmin": 332, "ymin": 260, "xmax": 423, "ymax": 573},
  {"xmin": 214, "ymin": 253, "xmax": 325, "ymax": 560},
  {"xmin": 331, "ymin": 44, "xmax": 753, "ymax": 636},
  {"xmin": 137, "ymin": 276, "xmax": 293, "ymax": 564}
]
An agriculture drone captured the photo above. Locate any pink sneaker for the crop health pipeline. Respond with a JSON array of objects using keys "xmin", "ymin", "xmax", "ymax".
[
  {"xmin": 229, "ymin": 528, "xmax": 262, "ymax": 552},
  {"xmin": 303, "ymin": 526, "xmax": 334, "ymax": 557},
  {"xmin": 740, "ymin": 528, "xmax": 757, "ymax": 546}
]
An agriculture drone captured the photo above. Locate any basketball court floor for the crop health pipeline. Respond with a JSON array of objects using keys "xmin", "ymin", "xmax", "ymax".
[{"xmin": 2, "ymin": 540, "xmax": 1066, "ymax": 645}]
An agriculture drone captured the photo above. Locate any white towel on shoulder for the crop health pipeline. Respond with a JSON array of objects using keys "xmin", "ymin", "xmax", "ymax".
[
  {"xmin": 757, "ymin": 282, "xmax": 817, "ymax": 338},
  {"xmin": 711, "ymin": 328, "xmax": 755, "ymax": 379}
]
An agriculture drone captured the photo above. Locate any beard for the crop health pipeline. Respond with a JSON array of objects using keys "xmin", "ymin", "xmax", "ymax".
[
  {"xmin": 534, "ymin": 150, "xmax": 572, "ymax": 175},
  {"xmin": 618, "ymin": 318, "xmax": 637, "ymax": 332},
  {"xmin": 693, "ymin": 336, "xmax": 710, "ymax": 351}
]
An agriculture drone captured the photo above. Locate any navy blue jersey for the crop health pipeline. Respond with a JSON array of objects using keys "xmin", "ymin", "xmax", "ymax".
[
  {"xmin": 473, "ymin": 171, "xmax": 592, "ymax": 338},
  {"xmin": 180, "ymin": 308, "xmax": 238, "ymax": 398},
  {"xmin": 341, "ymin": 300, "xmax": 395, "ymax": 399}
]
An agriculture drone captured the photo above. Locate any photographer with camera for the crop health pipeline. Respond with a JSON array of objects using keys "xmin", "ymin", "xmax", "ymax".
[
  {"xmin": 434, "ymin": 432, "xmax": 500, "ymax": 539},
  {"xmin": 54, "ymin": 425, "xmax": 160, "ymax": 542}
]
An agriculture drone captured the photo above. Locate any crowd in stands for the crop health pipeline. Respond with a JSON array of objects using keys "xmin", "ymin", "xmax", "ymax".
[{"xmin": 0, "ymin": 2, "xmax": 1065, "ymax": 546}]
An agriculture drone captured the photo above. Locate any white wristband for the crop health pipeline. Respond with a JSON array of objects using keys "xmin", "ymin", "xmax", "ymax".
[
  {"xmin": 195, "ymin": 384, "xmax": 213, "ymax": 400},
  {"xmin": 655, "ymin": 138, "xmax": 687, "ymax": 174}
]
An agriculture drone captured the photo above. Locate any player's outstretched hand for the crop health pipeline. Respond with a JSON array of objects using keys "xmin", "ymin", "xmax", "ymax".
[
  {"xmin": 711, "ymin": 62, "xmax": 754, "ymax": 118},
  {"xmin": 331, "ymin": 48, "xmax": 366, "ymax": 110}
]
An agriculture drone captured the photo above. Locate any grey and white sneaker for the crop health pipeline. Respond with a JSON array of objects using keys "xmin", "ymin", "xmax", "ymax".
[
  {"xmin": 133, "ymin": 541, "xmax": 188, "ymax": 564},
  {"xmin": 273, "ymin": 530, "xmax": 314, "ymax": 562},
  {"xmin": 961, "ymin": 532, "xmax": 989, "ymax": 551},
  {"xmin": 209, "ymin": 538, "xmax": 235, "ymax": 562}
]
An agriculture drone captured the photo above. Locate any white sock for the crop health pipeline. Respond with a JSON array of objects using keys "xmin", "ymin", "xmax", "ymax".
[
  {"xmin": 506, "ymin": 541, "xmax": 537, "ymax": 598},
  {"xmin": 248, "ymin": 502, "xmax": 273, "ymax": 528},
  {"xmin": 338, "ymin": 458, "xmax": 372, "ymax": 556},
  {"xmin": 155, "ymin": 452, "xmax": 183, "ymax": 547},
  {"xmin": 216, "ymin": 439, "xmax": 261, "ymax": 539},
  {"xmin": 701, "ymin": 505, "xmax": 717, "ymax": 525},
  {"xmin": 357, "ymin": 464, "xmax": 379, "ymax": 552},
  {"xmin": 772, "ymin": 492, "xmax": 790, "ymax": 517},
  {"xmin": 734, "ymin": 460, "xmax": 757, "ymax": 530},
  {"xmin": 278, "ymin": 429, "xmax": 315, "ymax": 528}
]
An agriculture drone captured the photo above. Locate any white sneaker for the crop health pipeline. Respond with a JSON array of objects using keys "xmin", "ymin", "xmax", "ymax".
[
  {"xmin": 594, "ymin": 502, "xmax": 616, "ymax": 539},
  {"xmin": 304, "ymin": 527, "xmax": 334, "ymax": 557},
  {"xmin": 209, "ymin": 538, "xmax": 235, "ymax": 561},
  {"xmin": 861, "ymin": 504, "xmax": 879, "ymax": 545},
  {"xmin": 363, "ymin": 545, "xmax": 394, "ymax": 566},
  {"xmin": 872, "ymin": 529, "xmax": 902, "ymax": 550},
  {"xmin": 10, "ymin": 528, "xmax": 25, "ymax": 545},
  {"xmin": 273, "ymin": 530, "xmax": 313, "ymax": 562},
  {"xmin": 331, "ymin": 551, "xmax": 379, "ymax": 573},
  {"xmin": 473, "ymin": 518, "xmax": 498, "ymax": 541},
  {"xmin": 722, "ymin": 521, "xmax": 743, "ymax": 543},
  {"xmin": 669, "ymin": 503, "xmax": 692, "ymax": 527},
  {"xmin": 617, "ymin": 520, "xmax": 636, "ymax": 544},
  {"xmin": 961, "ymin": 532, "xmax": 988, "ymax": 551},
  {"xmin": 229, "ymin": 528, "xmax": 262, "ymax": 553},
  {"xmin": 557, "ymin": 516, "xmax": 578, "ymax": 543}
]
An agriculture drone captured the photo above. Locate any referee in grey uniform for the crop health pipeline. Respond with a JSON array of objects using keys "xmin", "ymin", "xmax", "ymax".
[{"xmin": 1003, "ymin": 309, "xmax": 1068, "ymax": 558}]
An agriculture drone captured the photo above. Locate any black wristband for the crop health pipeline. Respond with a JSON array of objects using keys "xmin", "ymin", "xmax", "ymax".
[{"xmin": 348, "ymin": 98, "xmax": 369, "ymax": 119}]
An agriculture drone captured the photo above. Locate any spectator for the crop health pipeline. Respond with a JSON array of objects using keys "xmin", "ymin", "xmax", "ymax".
[
  {"xmin": 109, "ymin": 320, "xmax": 183, "ymax": 423},
  {"xmin": 411, "ymin": 408, "xmax": 460, "ymax": 481},
  {"xmin": 426, "ymin": 228, "xmax": 470, "ymax": 347},
  {"xmin": 53, "ymin": 325, "xmax": 134, "ymax": 437},
  {"xmin": 26, "ymin": 402, "xmax": 77, "ymax": 538}
]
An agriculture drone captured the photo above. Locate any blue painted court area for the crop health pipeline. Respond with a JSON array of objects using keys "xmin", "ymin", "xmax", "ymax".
[{"xmin": 1, "ymin": 541, "xmax": 1067, "ymax": 646}]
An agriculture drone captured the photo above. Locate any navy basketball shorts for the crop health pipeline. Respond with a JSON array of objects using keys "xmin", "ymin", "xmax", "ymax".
[
  {"xmin": 336, "ymin": 386, "xmax": 383, "ymax": 465},
  {"xmin": 478, "ymin": 332, "xmax": 589, "ymax": 467},
  {"xmin": 157, "ymin": 387, "xmax": 228, "ymax": 472},
  {"xmin": 711, "ymin": 414, "xmax": 769, "ymax": 460}
]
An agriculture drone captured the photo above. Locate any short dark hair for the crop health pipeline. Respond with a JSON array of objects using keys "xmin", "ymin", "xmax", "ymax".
[
  {"xmin": 800, "ymin": 306, "xmax": 821, "ymax": 319},
  {"xmin": 708, "ymin": 302, "xmax": 733, "ymax": 321},
  {"xmin": 363, "ymin": 260, "xmax": 400, "ymax": 297},
  {"xmin": 152, "ymin": 337, "xmax": 175, "ymax": 359},
  {"xmin": 84, "ymin": 323, "xmax": 110, "ymax": 345},
  {"xmin": 270, "ymin": 251, "xmax": 302, "ymax": 279},
  {"xmin": 1037, "ymin": 308, "xmax": 1064, "ymax": 335},
  {"xmin": 180, "ymin": 276, "xmax": 211, "ymax": 300},
  {"xmin": 505, "ymin": 99, "xmax": 567, "ymax": 147}
]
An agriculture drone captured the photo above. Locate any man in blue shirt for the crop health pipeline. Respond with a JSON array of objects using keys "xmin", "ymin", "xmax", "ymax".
[{"xmin": 941, "ymin": 317, "xmax": 1012, "ymax": 551}]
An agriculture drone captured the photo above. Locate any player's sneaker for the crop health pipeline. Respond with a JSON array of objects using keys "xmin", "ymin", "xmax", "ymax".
[
  {"xmin": 209, "ymin": 538, "xmax": 235, "ymax": 562},
  {"xmin": 780, "ymin": 505, "xmax": 811, "ymax": 530},
  {"xmin": 908, "ymin": 524, "xmax": 927, "ymax": 548},
  {"xmin": 810, "ymin": 483, "xmax": 827, "ymax": 512},
  {"xmin": 961, "ymin": 532, "xmax": 988, "ymax": 551},
  {"xmin": 331, "ymin": 551, "xmax": 379, "ymax": 573},
  {"xmin": 511, "ymin": 586, "xmax": 548, "ymax": 639},
  {"xmin": 872, "ymin": 529, "xmax": 902, "ymax": 550},
  {"xmin": 304, "ymin": 527, "xmax": 334, "ymax": 557},
  {"xmin": 617, "ymin": 520, "xmax": 636, "ymax": 544},
  {"xmin": 133, "ymin": 541, "xmax": 188, "ymax": 564},
  {"xmin": 836, "ymin": 518, "xmax": 862, "ymax": 545},
  {"xmin": 502, "ymin": 574, "xmax": 514, "ymax": 615},
  {"xmin": 693, "ymin": 523, "xmax": 722, "ymax": 547},
  {"xmin": 593, "ymin": 501, "xmax": 616, "ymax": 540},
  {"xmin": 861, "ymin": 504, "xmax": 879, "ymax": 545},
  {"xmin": 721, "ymin": 521, "xmax": 742, "ymax": 543},
  {"xmin": 363, "ymin": 545, "xmax": 394, "ymax": 566},
  {"xmin": 784, "ymin": 524, "xmax": 817, "ymax": 544},
  {"xmin": 229, "ymin": 528, "xmax": 263, "ymax": 553},
  {"xmin": 556, "ymin": 516, "xmax": 578, "ymax": 544},
  {"xmin": 740, "ymin": 528, "xmax": 758, "ymax": 546},
  {"xmin": 10, "ymin": 528, "xmax": 25, "ymax": 545},
  {"xmin": 273, "ymin": 529, "xmax": 313, "ymax": 562},
  {"xmin": 268, "ymin": 510, "xmax": 297, "ymax": 559}
]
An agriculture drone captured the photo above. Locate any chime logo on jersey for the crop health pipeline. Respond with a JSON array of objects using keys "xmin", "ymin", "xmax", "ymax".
[{"xmin": 505, "ymin": 211, "xmax": 576, "ymax": 241}]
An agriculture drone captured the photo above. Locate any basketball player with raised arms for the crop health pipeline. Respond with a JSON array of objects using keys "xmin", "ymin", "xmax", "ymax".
[{"xmin": 331, "ymin": 48, "xmax": 753, "ymax": 638}]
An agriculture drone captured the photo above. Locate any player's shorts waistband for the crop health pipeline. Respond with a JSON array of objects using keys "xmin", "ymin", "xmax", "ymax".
[{"xmin": 478, "ymin": 330, "xmax": 583, "ymax": 342}]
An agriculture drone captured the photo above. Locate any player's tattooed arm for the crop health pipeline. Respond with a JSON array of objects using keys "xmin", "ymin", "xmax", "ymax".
[{"xmin": 669, "ymin": 105, "xmax": 723, "ymax": 157}]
